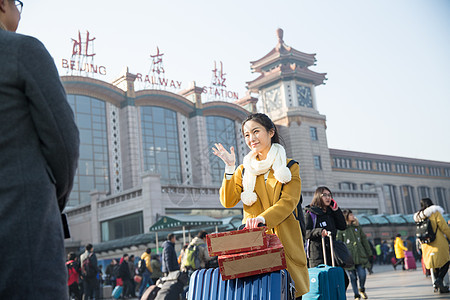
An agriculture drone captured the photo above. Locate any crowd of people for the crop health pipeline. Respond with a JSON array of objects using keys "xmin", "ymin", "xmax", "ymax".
[
  {"xmin": 65, "ymin": 230, "xmax": 218, "ymax": 299},
  {"xmin": 65, "ymin": 244, "xmax": 164, "ymax": 299}
]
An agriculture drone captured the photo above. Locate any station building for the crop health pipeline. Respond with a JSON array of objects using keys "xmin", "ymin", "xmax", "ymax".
[{"xmin": 63, "ymin": 29, "xmax": 450, "ymax": 257}]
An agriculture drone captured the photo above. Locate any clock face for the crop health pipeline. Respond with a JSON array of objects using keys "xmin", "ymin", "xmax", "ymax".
[
  {"xmin": 297, "ymin": 85, "xmax": 313, "ymax": 108},
  {"xmin": 264, "ymin": 87, "xmax": 281, "ymax": 112}
]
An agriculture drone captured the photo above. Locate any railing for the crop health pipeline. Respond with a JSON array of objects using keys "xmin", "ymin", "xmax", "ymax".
[
  {"xmin": 98, "ymin": 188, "xmax": 142, "ymax": 208},
  {"xmin": 66, "ymin": 204, "xmax": 91, "ymax": 217},
  {"xmin": 161, "ymin": 185, "xmax": 220, "ymax": 195},
  {"xmin": 65, "ymin": 187, "xmax": 143, "ymax": 217},
  {"xmin": 301, "ymin": 189, "xmax": 378, "ymax": 199}
]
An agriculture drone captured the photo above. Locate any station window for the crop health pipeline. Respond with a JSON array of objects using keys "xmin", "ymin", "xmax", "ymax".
[
  {"xmin": 101, "ymin": 212, "xmax": 143, "ymax": 242},
  {"xmin": 313, "ymin": 155, "xmax": 322, "ymax": 170},
  {"xmin": 310, "ymin": 127, "xmax": 318, "ymax": 141}
]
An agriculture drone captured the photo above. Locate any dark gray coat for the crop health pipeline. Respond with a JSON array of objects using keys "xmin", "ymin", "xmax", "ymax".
[
  {"xmin": 0, "ymin": 28, "xmax": 79, "ymax": 299},
  {"xmin": 161, "ymin": 240, "xmax": 179, "ymax": 273}
]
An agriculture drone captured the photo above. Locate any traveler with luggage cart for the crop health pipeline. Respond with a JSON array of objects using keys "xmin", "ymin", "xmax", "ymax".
[
  {"xmin": 213, "ymin": 113, "xmax": 309, "ymax": 299},
  {"xmin": 304, "ymin": 187, "xmax": 349, "ymax": 290}
]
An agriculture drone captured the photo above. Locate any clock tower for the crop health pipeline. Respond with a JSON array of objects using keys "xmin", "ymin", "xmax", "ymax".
[{"xmin": 246, "ymin": 28, "xmax": 334, "ymax": 189}]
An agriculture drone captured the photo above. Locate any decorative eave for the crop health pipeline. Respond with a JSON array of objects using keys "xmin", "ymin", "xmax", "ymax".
[
  {"xmin": 250, "ymin": 28, "xmax": 317, "ymax": 72},
  {"xmin": 202, "ymin": 101, "xmax": 249, "ymax": 121},
  {"xmin": 135, "ymin": 89, "xmax": 195, "ymax": 116},
  {"xmin": 61, "ymin": 75, "xmax": 125, "ymax": 107},
  {"xmin": 250, "ymin": 46, "xmax": 317, "ymax": 72},
  {"xmin": 179, "ymin": 82, "xmax": 204, "ymax": 98},
  {"xmin": 233, "ymin": 92, "xmax": 258, "ymax": 113},
  {"xmin": 247, "ymin": 64, "xmax": 327, "ymax": 91}
]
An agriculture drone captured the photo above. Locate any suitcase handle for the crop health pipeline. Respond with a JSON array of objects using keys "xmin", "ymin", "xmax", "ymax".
[
  {"xmin": 321, "ymin": 231, "xmax": 335, "ymax": 267},
  {"xmin": 238, "ymin": 223, "xmax": 266, "ymax": 230}
]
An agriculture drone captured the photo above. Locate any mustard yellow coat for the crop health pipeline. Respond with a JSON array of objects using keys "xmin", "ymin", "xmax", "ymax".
[
  {"xmin": 414, "ymin": 205, "xmax": 450, "ymax": 269},
  {"xmin": 219, "ymin": 161, "xmax": 309, "ymax": 297},
  {"xmin": 394, "ymin": 237, "xmax": 407, "ymax": 259}
]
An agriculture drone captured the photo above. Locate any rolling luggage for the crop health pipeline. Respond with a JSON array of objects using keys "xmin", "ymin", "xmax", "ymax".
[
  {"xmin": 404, "ymin": 251, "xmax": 416, "ymax": 270},
  {"xmin": 111, "ymin": 285, "xmax": 123, "ymax": 299},
  {"xmin": 187, "ymin": 267, "xmax": 295, "ymax": 300},
  {"xmin": 303, "ymin": 232, "xmax": 346, "ymax": 300},
  {"xmin": 102, "ymin": 285, "xmax": 113, "ymax": 299}
]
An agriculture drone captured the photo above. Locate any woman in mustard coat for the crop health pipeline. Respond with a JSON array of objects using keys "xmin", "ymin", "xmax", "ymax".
[
  {"xmin": 414, "ymin": 198, "xmax": 450, "ymax": 293},
  {"xmin": 212, "ymin": 113, "xmax": 309, "ymax": 299}
]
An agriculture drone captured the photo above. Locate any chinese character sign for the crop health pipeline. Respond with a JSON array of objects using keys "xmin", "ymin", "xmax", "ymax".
[
  {"xmin": 150, "ymin": 47, "xmax": 165, "ymax": 75},
  {"xmin": 212, "ymin": 61, "xmax": 227, "ymax": 88},
  {"xmin": 203, "ymin": 60, "xmax": 238, "ymax": 101},
  {"xmin": 71, "ymin": 30, "xmax": 96, "ymax": 57},
  {"xmin": 62, "ymin": 30, "xmax": 106, "ymax": 77}
]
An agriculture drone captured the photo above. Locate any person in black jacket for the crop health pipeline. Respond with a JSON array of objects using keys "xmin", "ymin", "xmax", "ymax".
[
  {"xmin": 305, "ymin": 187, "xmax": 346, "ymax": 267},
  {"xmin": 162, "ymin": 233, "xmax": 179, "ymax": 275},
  {"xmin": 304, "ymin": 186, "xmax": 349, "ymax": 289},
  {"xmin": 118, "ymin": 254, "xmax": 132, "ymax": 299}
]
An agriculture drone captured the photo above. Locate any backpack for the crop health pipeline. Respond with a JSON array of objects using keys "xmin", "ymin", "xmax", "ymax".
[
  {"xmin": 416, "ymin": 217, "xmax": 438, "ymax": 244},
  {"xmin": 81, "ymin": 254, "xmax": 96, "ymax": 278},
  {"xmin": 183, "ymin": 244, "xmax": 203, "ymax": 270},
  {"xmin": 138, "ymin": 258, "xmax": 147, "ymax": 275},
  {"xmin": 241, "ymin": 160, "xmax": 306, "ymax": 240},
  {"xmin": 113, "ymin": 263, "xmax": 121, "ymax": 278}
]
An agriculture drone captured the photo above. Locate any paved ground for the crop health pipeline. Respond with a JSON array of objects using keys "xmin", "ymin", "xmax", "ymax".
[
  {"xmin": 346, "ymin": 263, "xmax": 450, "ymax": 300},
  {"xmin": 111, "ymin": 262, "xmax": 449, "ymax": 299}
]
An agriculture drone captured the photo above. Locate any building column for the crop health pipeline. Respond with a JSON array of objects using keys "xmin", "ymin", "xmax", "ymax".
[
  {"xmin": 89, "ymin": 190, "xmax": 107, "ymax": 244},
  {"xmin": 142, "ymin": 172, "xmax": 163, "ymax": 232},
  {"xmin": 112, "ymin": 67, "xmax": 141, "ymax": 190}
]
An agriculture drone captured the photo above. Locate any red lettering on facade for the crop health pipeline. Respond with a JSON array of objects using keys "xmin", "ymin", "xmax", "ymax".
[
  {"xmin": 71, "ymin": 30, "xmax": 96, "ymax": 57},
  {"xmin": 159, "ymin": 78, "xmax": 168, "ymax": 86},
  {"xmin": 89, "ymin": 64, "xmax": 98, "ymax": 73},
  {"xmin": 212, "ymin": 61, "xmax": 227, "ymax": 88},
  {"xmin": 99, "ymin": 66, "xmax": 106, "ymax": 75}
]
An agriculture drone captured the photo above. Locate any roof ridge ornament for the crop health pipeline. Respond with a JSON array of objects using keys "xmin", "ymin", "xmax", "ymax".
[{"xmin": 276, "ymin": 28, "xmax": 284, "ymax": 44}]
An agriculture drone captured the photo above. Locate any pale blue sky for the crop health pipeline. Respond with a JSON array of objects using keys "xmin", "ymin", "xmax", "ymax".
[{"xmin": 18, "ymin": 0, "xmax": 450, "ymax": 162}]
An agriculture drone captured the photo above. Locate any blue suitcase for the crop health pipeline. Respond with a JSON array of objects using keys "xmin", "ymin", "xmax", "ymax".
[
  {"xmin": 303, "ymin": 264, "xmax": 345, "ymax": 300},
  {"xmin": 188, "ymin": 267, "xmax": 296, "ymax": 300},
  {"xmin": 303, "ymin": 234, "xmax": 346, "ymax": 300},
  {"xmin": 111, "ymin": 285, "xmax": 123, "ymax": 299}
]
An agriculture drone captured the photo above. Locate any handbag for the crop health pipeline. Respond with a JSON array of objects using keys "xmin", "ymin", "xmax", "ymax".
[{"xmin": 333, "ymin": 240, "xmax": 354, "ymax": 268}]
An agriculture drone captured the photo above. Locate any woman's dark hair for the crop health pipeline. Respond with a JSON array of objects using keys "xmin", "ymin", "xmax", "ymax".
[
  {"xmin": 311, "ymin": 186, "xmax": 332, "ymax": 210},
  {"xmin": 419, "ymin": 198, "xmax": 433, "ymax": 211},
  {"xmin": 342, "ymin": 209, "xmax": 353, "ymax": 223},
  {"xmin": 68, "ymin": 252, "xmax": 77, "ymax": 261},
  {"xmin": 241, "ymin": 113, "xmax": 283, "ymax": 145},
  {"xmin": 197, "ymin": 230, "xmax": 208, "ymax": 239}
]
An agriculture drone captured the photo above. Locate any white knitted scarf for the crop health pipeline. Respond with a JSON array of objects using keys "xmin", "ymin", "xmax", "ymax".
[{"xmin": 241, "ymin": 143, "xmax": 292, "ymax": 206}]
